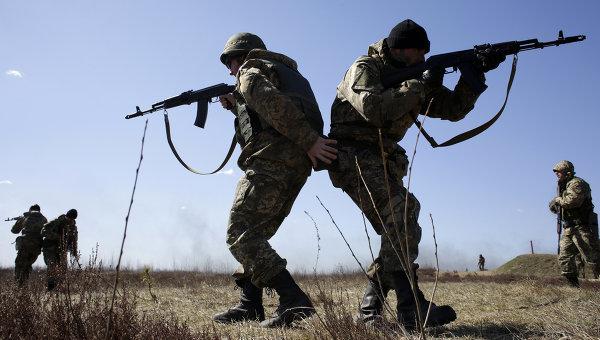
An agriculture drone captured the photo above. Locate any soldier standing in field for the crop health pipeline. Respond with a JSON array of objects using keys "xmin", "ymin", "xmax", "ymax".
[
  {"xmin": 327, "ymin": 19, "xmax": 504, "ymax": 330},
  {"xmin": 550, "ymin": 160, "xmax": 600, "ymax": 286},
  {"xmin": 478, "ymin": 254, "xmax": 485, "ymax": 271},
  {"xmin": 41, "ymin": 208, "xmax": 79, "ymax": 291},
  {"xmin": 10, "ymin": 204, "xmax": 47, "ymax": 286},
  {"xmin": 212, "ymin": 33, "xmax": 337, "ymax": 327}
]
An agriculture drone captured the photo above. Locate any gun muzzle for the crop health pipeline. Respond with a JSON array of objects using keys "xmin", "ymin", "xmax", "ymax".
[{"xmin": 125, "ymin": 106, "xmax": 144, "ymax": 119}]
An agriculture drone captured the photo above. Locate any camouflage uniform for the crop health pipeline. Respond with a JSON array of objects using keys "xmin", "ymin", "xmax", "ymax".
[
  {"xmin": 328, "ymin": 39, "xmax": 481, "ymax": 288},
  {"xmin": 11, "ymin": 211, "xmax": 47, "ymax": 286},
  {"xmin": 550, "ymin": 176, "xmax": 600, "ymax": 277},
  {"xmin": 41, "ymin": 214, "xmax": 78, "ymax": 289},
  {"xmin": 226, "ymin": 49, "xmax": 323, "ymax": 288}
]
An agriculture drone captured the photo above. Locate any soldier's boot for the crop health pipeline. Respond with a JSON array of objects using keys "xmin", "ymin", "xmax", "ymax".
[
  {"xmin": 213, "ymin": 278, "xmax": 265, "ymax": 323},
  {"xmin": 260, "ymin": 269, "xmax": 315, "ymax": 328},
  {"xmin": 357, "ymin": 278, "xmax": 390, "ymax": 325},
  {"xmin": 563, "ymin": 274, "xmax": 580, "ymax": 287},
  {"xmin": 393, "ymin": 270, "xmax": 456, "ymax": 331}
]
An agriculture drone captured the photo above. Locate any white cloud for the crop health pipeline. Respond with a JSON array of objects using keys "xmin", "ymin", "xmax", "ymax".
[
  {"xmin": 5, "ymin": 70, "xmax": 23, "ymax": 78},
  {"xmin": 216, "ymin": 169, "xmax": 235, "ymax": 176},
  {"xmin": 180, "ymin": 206, "xmax": 187, "ymax": 210},
  {"xmin": 516, "ymin": 208, "xmax": 524, "ymax": 213},
  {"xmin": 0, "ymin": 180, "xmax": 13, "ymax": 185}
]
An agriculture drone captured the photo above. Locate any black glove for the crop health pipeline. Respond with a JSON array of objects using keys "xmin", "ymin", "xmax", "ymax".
[
  {"xmin": 476, "ymin": 51, "xmax": 506, "ymax": 73},
  {"xmin": 421, "ymin": 66, "xmax": 444, "ymax": 97}
]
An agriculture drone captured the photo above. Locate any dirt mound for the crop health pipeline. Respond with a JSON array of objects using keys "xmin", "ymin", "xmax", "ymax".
[{"xmin": 495, "ymin": 254, "xmax": 560, "ymax": 277}]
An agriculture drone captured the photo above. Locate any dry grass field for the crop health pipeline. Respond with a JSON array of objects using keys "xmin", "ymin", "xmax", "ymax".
[{"xmin": 1, "ymin": 259, "xmax": 599, "ymax": 339}]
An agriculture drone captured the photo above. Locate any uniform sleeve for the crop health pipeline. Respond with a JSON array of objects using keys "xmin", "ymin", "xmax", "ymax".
[
  {"xmin": 423, "ymin": 76, "xmax": 481, "ymax": 121},
  {"xmin": 337, "ymin": 57, "xmax": 424, "ymax": 127},
  {"xmin": 67, "ymin": 224, "xmax": 78, "ymax": 257},
  {"xmin": 237, "ymin": 66, "xmax": 320, "ymax": 152},
  {"xmin": 556, "ymin": 180, "xmax": 589, "ymax": 209},
  {"xmin": 11, "ymin": 218, "xmax": 24, "ymax": 234}
]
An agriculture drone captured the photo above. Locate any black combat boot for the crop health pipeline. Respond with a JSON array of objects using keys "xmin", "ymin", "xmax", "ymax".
[
  {"xmin": 213, "ymin": 278, "xmax": 265, "ymax": 323},
  {"xmin": 393, "ymin": 270, "xmax": 456, "ymax": 331},
  {"xmin": 357, "ymin": 278, "xmax": 390, "ymax": 325},
  {"xmin": 564, "ymin": 274, "xmax": 580, "ymax": 288},
  {"xmin": 260, "ymin": 269, "xmax": 315, "ymax": 328}
]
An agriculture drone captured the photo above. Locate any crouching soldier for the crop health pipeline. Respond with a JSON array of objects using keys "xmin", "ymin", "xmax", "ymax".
[{"xmin": 42, "ymin": 208, "xmax": 79, "ymax": 291}]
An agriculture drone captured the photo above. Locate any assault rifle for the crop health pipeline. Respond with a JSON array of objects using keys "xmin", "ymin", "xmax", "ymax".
[
  {"xmin": 4, "ymin": 217, "xmax": 20, "ymax": 222},
  {"xmin": 125, "ymin": 83, "xmax": 238, "ymax": 175},
  {"xmin": 385, "ymin": 31, "xmax": 585, "ymax": 148},
  {"xmin": 556, "ymin": 184, "xmax": 562, "ymax": 255},
  {"xmin": 125, "ymin": 83, "xmax": 235, "ymax": 128},
  {"xmin": 381, "ymin": 31, "xmax": 586, "ymax": 94}
]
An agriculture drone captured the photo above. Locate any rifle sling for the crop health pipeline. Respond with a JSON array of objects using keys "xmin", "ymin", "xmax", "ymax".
[
  {"xmin": 413, "ymin": 54, "xmax": 518, "ymax": 148},
  {"xmin": 163, "ymin": 112, "xmax": 237, "ymax": 175}
]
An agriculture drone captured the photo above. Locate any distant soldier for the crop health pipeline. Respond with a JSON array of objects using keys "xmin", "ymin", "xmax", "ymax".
[
  {"xmin": 549, "ymin": 160, "xmax": 600, "ymax": 287},
  {"xmin": 478, "ymin": 254, "xmax": 485, "ymax": 271},
  {"xmin": 10, "ymin": 204, "xmax": 47, "ymax": 286},
  {"xmin": 41, "ymin": 209, "xmax": 78, "ymax": 291}
]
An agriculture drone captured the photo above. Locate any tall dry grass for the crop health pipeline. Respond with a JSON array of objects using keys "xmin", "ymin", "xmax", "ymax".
[{"xmin": 1, "ymin": 261, "xmax": 599, "ymax": 339}]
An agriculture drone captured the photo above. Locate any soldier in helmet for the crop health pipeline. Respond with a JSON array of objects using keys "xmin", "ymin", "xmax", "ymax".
[
  {"xmin": 326, "ymin": 19, "xmax": 505, "ymax": 330},
  {"xmin": 549, "ymin": 160, "xmax": 600, "ymax": 286},
  {"xmin": 10, "ymin": 204, "xmax": 47, "ymax": 286},
  {"xmin": 41, "ymin": 208, "xmax": 79, "ymax": 291},
  {"xmin": 212, "ymin": 33, "xmax": 337, "ymax": 327}
]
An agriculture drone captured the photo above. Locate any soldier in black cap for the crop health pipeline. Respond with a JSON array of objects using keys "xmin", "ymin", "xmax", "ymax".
[
  {"xmin": 41, "ymin": 209, "xmax": 78, "ymax": 291},
  {"xmin": 326, "ymin": 19, "xmax": 505, "ymax": 330}
]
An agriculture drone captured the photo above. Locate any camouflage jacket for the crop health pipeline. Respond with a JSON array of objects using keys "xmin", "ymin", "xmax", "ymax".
[
  {"xmin": 11, "ymin": 211, "xmax": 47, "ymax": 241},
  {"xmin": 330, "ymin": 39, "xmax": 481, "ymax": 153},
  {"xmin": 232, "ymin": 49, "xmax": 321, "ymax": 171},
  {"xmin": 554, "ymin": 176, "xmax": 594, "ymax": 225},
  {"xmin": 41, "ymin": 215, "xmax": 78, "ymax": 256}
]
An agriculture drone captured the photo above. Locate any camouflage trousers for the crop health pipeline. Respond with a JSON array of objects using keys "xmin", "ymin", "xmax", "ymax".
[
  {"xmin": 43, "ymin": 244, "xmax": 68, "ymax": 288},
  {"xmin": 328, "ymin": 146, "xmax": 421, "ymax": 289},
  {"xmin": 14, "ymin": 237, "xmax": 42, "ymax": 286},
  {"xmin": 227, "ymin": 158, "xmax": 309, "ymax": 288},
  {"xmin": 558, "ymin": 224, "xmax": 600, "ymax": 276}
]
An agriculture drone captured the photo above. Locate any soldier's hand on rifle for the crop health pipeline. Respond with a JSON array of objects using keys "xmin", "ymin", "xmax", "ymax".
[
  {"xmin": 219, "ymin": 94, "xmax": 235, "ymax": 110},
  {"xmin": 476, "ymin": 50, "xmax": 506, "ymax": 73},
  {"xmin": 421, "ymin": 66, "xmax": 445, "ymax": 98},
  {"xmin": 307, "ymin": 137, "xmax": 338, "ymax": 169},
  {"xmin": 549, "ymin": 197, "xmax": 560, "ymax": 213}
]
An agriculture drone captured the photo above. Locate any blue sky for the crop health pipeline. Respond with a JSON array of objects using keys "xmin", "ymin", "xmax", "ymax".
[{"xmin": 1, "ymin": 1, "xmax": 598, "ymax": 272}]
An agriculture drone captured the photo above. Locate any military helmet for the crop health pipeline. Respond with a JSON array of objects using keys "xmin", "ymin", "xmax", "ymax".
[
  {"xmin": 553, "ymin": 160, "xmax": 575, "ymax": 174},
  {"xmin": 220, "ymin": 32, "xmax": 266, "ymax": 66},
  {"xmin": 66, "ymin": 209, "xmax": 78, "ymax": 219}
]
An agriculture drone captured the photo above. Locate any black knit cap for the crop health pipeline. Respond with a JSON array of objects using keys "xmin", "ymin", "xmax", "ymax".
[
  {"xmin": 66, "ymin": 209, "xmax": 78, "ymax": 219},
  {"xmin": 387, "ymin": 19, "xmax": 430, "ymax": 53}
]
